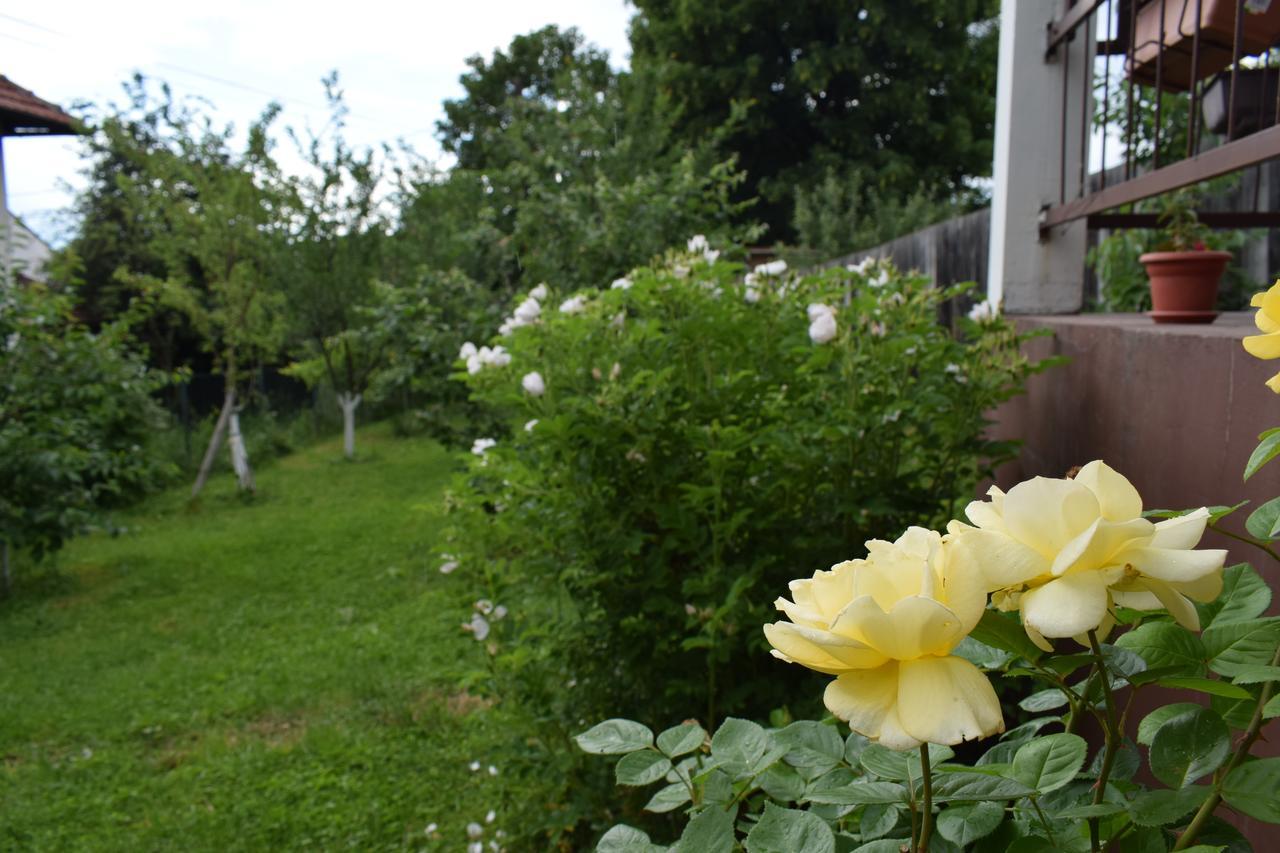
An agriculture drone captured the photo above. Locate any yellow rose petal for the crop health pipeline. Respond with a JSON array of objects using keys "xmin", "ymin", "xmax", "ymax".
[
  {"xmin": 1051, "ymin": 517, "xmax": 1152, "ymax": 577},
  {"xmin": 1244, "ymin": 332, "xmax": 1280, "ymax": 360},
  {"xmin": 764, "ymin": 621, "xmax": 888, "ymax": 674},
  {"xmin": 1141, "ymin": 578, "xmax": 1201, "ymax": 630},
  {"xmin": 832, "ymin": 595, "xmax": 966, "ymax": 659},
  {"xmin": 1122, "ymin": 545, "xmax": 1226, "ymax": 584},
  {"xmin": 1075, "ymin": 460, "xmax": 1143, "ymax": 521},
  {"xmin": 950, "ymin": 528, "xmax": 1049, "ymax": 589},
  {"xmin": 1021, "ymin": 571, "xmax": 1113, "ymax": 639},
  {"xmin": 1002, "ymin": 477, "xmax": 1100, "ymax": 558},
  {"xmin": 1150, "ymin": 508, "xmax": 1210, "ymax": 550},
  {"xmin": 897, "ymin": 655, "xmax": 1005, "ymax": 746},
  {"xmin": 1267, "ymin": 372, "xmax": 1280, "ymax": 395},
  {"xmin": 823, "ymin": 662, "xmax": 899, "ymax": 739}
]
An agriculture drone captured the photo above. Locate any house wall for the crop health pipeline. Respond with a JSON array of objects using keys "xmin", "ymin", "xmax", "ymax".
[{"xmin": 992, "ymin": 312, "xmax": 1280, "ymax": 847}]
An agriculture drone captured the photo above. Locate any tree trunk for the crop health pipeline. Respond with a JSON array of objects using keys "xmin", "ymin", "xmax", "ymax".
[
  {"xmin": 338, "ymin": 392, "xmax": 362, "ymax": 460},
  {"xmin": 227, "ymin": 411, "xmax": 255, "ymax": 492},
  {"xmin": 191, "ymin": 388, "xmax": 236, "ymax": 499}
]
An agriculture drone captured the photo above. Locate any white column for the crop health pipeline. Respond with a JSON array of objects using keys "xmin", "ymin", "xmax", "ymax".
[
  {"xmin": 0, "ymin": 136, "xmax": 9, "ymax": 285},
  {"xmin": 987, "ymin": 0, "xmax": 1091, "ymax": 314}
]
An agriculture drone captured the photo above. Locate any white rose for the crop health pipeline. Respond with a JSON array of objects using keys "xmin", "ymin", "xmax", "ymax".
[
  {"xmin": 809, "ymin": 311, "xmax": 838, "ymax": 344},
  {"xmin": 521, "ymin": 371, "xmax": 545, "ymax": 396}
]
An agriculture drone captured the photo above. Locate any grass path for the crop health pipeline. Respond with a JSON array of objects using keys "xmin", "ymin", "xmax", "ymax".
[{"xmin": 0, "ymin": 425, "xmax": 517, "ymax": 851}]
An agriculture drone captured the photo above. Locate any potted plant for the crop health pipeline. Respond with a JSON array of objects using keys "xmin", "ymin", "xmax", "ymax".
[{"xmin": 1139, "ymin": 190, "xmax": 1232, "ymax": 323}]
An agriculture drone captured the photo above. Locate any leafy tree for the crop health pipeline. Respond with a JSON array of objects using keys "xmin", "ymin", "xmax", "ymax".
[
  {"xmin": 0, "ymin": 281, "xmax": 171, "ymax": 591},
  {"xmin": 279, "ymin": 74, "xmax": 388, "ymax": 459},
  {"xmin": 58, "ymin": 77, "xmax": 205, "ymax": 383},
  {"xmin": 432, "ymin": 25, "xmax": 755, "ymax": 292},
  {"xmin": 108, "ymin": 89, "xmax": 290, "ymax": 498},
  {"xmin": 627, "ymin": 0, "xmax": 1000, "ymax": 241}
]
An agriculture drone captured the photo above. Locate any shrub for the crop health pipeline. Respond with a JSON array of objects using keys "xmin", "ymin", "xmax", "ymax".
[
  {"xmin": 442, "ymin": 245, "xmax": 1041, "ymax": 738},
  {"xmin": 0, "ymin": 283, "xmax": 172, "ymax": 568}
]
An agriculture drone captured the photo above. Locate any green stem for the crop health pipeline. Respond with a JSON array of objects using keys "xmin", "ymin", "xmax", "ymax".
[
  {"xmin": 1030, "ymin": 798, "xmax": 1058, "ymax": 846},
  {"xmin": 1172, "ymin": 643, "xmax": 1280, "ymax": 851},
  {"xmin": 917, "ymin": 745, "xmax": 934, "ymax": 853},
  {"xmin": 1208, "ymin": 522, "xmax": 1280, "ymax": 563},
  {"xmin": 1087, "ymin": 630, "xmax": 1121, "ymax": 853}
]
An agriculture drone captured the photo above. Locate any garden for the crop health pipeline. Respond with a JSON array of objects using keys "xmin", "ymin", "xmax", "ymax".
[{"xmin": 6, "ymin": 3, "xmax": 1280, "ymax": 852}]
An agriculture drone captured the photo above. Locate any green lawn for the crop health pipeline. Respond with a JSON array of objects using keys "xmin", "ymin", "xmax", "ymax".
[{"xmin": 0, "ymin": 425, "xmax": 526, "ymax": 851}]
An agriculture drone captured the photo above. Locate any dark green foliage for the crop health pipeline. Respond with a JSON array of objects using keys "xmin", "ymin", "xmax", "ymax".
[
  {"xmin": 0, "ymin": 283, "xmax": 172, "ymax": 561},
  {"xmin": 627, "ymin": 0, "xmax": 1001, "ymax": 240}
]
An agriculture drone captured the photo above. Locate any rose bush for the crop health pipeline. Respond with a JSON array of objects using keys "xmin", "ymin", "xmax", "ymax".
[
  {"xmin": 574, "ymin": 279, "xmax": 1280, "ymax": 852},
  {"xmin": 437, "ymin": 239, "xmax": 1044, "ymax": 844}
]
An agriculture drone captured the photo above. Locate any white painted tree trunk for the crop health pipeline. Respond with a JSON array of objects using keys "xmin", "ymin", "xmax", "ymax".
[
  {"xmin": 338, "ymin": 392, "xmax": 362, "ymax": 460},
  {"xmin": 227, "ymin": 411, "xmax": 255, "ymax": 492},
  {"xmin": 191, "ymin": 389, "xmax": 236, "ymax": 499}
]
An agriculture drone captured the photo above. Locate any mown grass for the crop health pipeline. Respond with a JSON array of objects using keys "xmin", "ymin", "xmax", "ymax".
[{"xmin": 0, "ymin": 424, "xmax": 528, "ymax": 851}]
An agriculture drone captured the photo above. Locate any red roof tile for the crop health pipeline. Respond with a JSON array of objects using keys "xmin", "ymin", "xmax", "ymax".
[{"xmin": 0, "ymin": 76, "xmax": 77, "ymax": 136}]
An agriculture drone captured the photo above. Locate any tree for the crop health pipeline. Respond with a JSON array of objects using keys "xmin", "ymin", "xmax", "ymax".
[
  {"xmin": 106, "ymin": 86, "xmax": 289, "ymax": 498},
  {"xmin": 432, "ymin": 25, "xmax": 754, "ymax": 292},
  {"xmin": 0, "ymin": 281, "xmax": 171, "ymax": 592},
  {"xmin": 280, "ymin": 74, "xmax": 388, "ymax": 460},
  {"xmin": 626, "ymin": 0, "xmax": 1000, "ymax": 241}
]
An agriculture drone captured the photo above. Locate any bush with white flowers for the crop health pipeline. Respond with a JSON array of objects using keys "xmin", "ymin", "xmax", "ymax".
[{"xmin": 444, "ymin": 240, "xmax": 1037, "ymax": 726}]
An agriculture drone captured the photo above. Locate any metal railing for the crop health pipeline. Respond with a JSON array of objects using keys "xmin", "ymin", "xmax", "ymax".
[{"xmin": 1041, "ymin": 0, "xmax": 1280, "ymax": 233}]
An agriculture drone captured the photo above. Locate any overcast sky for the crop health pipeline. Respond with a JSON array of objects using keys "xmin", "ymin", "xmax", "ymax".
[{"xmin": 0, "ymin": 1, "xmax": 634, "ymax": 243}]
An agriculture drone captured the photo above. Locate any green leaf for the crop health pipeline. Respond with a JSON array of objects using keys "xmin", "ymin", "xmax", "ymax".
[
  {"xmin": 616, "ymin": 750, "xmax": 673, "ymax": 786},
  {"xmin": 1011, "ymin": 733, "xmax": 1087, "ymax": 794},
  {"xmin": 1155, "ymin": 677, "xmax": 1253, "ymax": 699},
  {"xmin": 858, "ymin": 743, "xmax": 951, "ymax": 781},
  {"xmin": 1246, "ymin": 497, "xmax": 1280, "ymax": 539},
  {"xmin": 657, "ymin": 723, "xmax": 706, "ymax": 758},
  {"xmin": 1229, "ymin": 664, "xmax": 1280, "ymax": 684},
  {"xmin": 644, "ymin": 782, "xmax": 692, "ymax": 814},
  {"xmin": 969, "ymin": 610, "xmax": 1043, "ymax": 662},
  {"xmin": 1127, "ymin": 786, "xmax": 1211, "ymax": 826},
  {"xmin": 1000, "ymin": 717, "xmax": 1062, "ymax": 745},
  {"xmin": 847, "ymin": 842, "xmax": 904, "ymax": 853},
  {"xmin": 743, "ymin": 802, "xmax": 835, "ymax": 853},
  {"xmin": 775, "ymin": 721, "xmax": 845, "ymax": 770},
  {"xmin": 709, "ymin": 717, "xmax": 768, "ymax": 776},
  {"xmin": 1203, "ymin": 618, "xmax": 1280, "ymax": 676},
  {"xmin": 1115, "ymin": 622, "xmax": 1206, "ymax": 677},
  {"xmin": 1244, "ymin": 430, "xmax": 1280, "ymax": 481},
  {"xmin": 1222, "ymin": 759, "xmax": 1280, "ymax": 822},
  {"xmin": 1053, "ymin": 803, "xmax": 1124, "ymax": 819},
  {"xmin": 931, "ymin": 772, "xmax": 1037, "ymax": 802},
  {"xmin": 597, "ymin": 824, "xmax": 666, "ymax": 853},
  {"xmin": 1198, "ymin": 564, "xmax": 1271, "ymax": 629},
  {"xmin": 1018, "ymin": 688, "xmax": 1069, "ymax": 713},
  {"xmin": 1137, "ymin": 703, "xmax": 1204, "ymax": 746},
  {"xmin": 1264, "ymin": 693, "xmax": 1280, "ymax": 718},
  {"xmin": 1149, "ymin": 708, "xmax": 1231, "ymax": 788},
  {"xmin": 844, "ymin": 731, "xmax": 869, "ymax": 766},
  {"xmin": 759, "ymin": 763, "xmax": 806, "ymax": 802},
  {"xmin": 857, "ymin": 803, "xmax": 900, "ymax": 841},
  {"xmin": 577, "ymin": 719, "xmax": 655, "ymax": 755},
  {"xmin": 936, "ymin": 801, "xmax": 1003, "ymax": 845},
  {"xmin": 804, "ymin": 780, "xmax": 907, "ymax": 806},
  {"xmin": 672, "ymin": 806, "xmax": 735, "ymax": 853}
]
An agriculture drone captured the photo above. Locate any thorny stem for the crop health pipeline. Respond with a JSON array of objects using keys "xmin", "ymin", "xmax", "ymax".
[
  {"xmin": 1087, "ymin": 630, "xmax": 1122, "ymax": 853},
  {"xmin": 1173, "ymin": 643, "xmax": 1280, "ymax": 851},
  {"xmin": 917, "ymin": 745, "xmax": 934, "ymax": 853}
]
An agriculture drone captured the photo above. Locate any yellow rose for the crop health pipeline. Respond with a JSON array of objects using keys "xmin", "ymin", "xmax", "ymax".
[
  {"xmin": 764, "ymin": 527, "xmax": 1003, "ymax": 750},
  {"xmin": 949, "ymin": 461, "xmax": 1226, "ymax": 650},
  {"xmin": 1243, "ymin": 281, "xmax": 1280, "ymax": 393}
]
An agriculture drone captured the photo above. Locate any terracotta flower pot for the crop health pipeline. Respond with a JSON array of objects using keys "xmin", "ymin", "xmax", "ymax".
[{"xmin": 1139, "ymin": 250, "xmax": 1232, "ymax": 324}]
